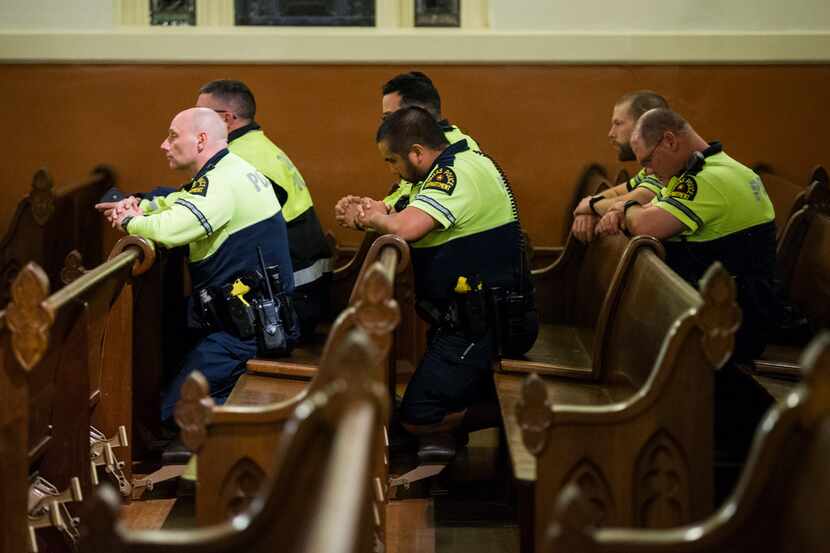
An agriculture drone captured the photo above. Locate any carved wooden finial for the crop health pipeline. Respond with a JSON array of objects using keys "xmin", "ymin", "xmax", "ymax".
[
  {"xmin": 517, "ymin": 373, "xmax": 554, "ymax": 455},
  {"xmin": 805, "ymin": 174, "xmax": 830, "ymax": 210},
  {"xmin": 810, "ymin": 165, "xmax": 828, "ymax": 187},
  {"xmin": 5, "ymin": 262, "xmax": 52, "ymax": 371},
  {"xmin": 79, "ymin": 484, "xmax": 121, "ymax": 553},
  {"xmin": 60, "ymin": 250, "xmax": 88, "ymax": 285},
  {"xmin": 695, "ymin": 262, "xmax": 741, "ymax": 369},
  {"xmin": 109, "ymin": 236, "xmax": 156, "ymax": 276},
  {"xmin": 175, "ymin": 371, "xmax": 214, "ymax": 452},
  {"xmin": 354, "ymin": 262, "xmax": 400, "ymax": 338},
  {"xmin": 29, "ymin": 168, "xmax": 55, "ymax": 226},
  {"xmin": 798, "ymin": 332, "xmax": 830, "ymax": 426},
  {"xmin": 615, "ymin": 167, "xmax": 630, "ymax": 186}
]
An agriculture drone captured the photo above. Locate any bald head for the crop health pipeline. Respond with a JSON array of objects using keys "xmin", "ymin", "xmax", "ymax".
[{"xmin": 162, "ymin": 108, "xmax": 229, "ymax": 175}]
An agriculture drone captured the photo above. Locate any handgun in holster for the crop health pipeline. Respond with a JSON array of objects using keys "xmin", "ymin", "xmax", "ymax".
[
  {"xmin": 223, "ymin": 278, "xmax": 257, "ymax": 339},
  {"xmin": 453, "ymin": 275, "xmax": 489, "ymax": 339}
]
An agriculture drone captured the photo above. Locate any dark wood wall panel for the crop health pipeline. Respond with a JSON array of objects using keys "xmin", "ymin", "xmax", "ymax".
[{"xmin": 1, "ymin": 64, "xmax": 828, "ymax": 246}]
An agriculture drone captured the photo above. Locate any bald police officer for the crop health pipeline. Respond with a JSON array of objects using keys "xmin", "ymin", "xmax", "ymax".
[{"xmin": 111, "ymin": 107, "xmax": 294, "ymax": 423}]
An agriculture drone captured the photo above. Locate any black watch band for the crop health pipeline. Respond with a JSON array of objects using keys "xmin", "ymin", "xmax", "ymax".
[
  {"xmin": 588, "ymin": 195, "xmax": 604, "ymax": 215},
  {"xmin": 622, "ymin": 199, "xmax": 641, "ymax": 214},
  {"xmin": 120, "ymin": 215, "xmax": 134, "ymax": 230}
]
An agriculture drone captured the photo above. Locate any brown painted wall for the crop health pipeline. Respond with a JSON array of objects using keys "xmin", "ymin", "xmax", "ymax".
[{"xmin": 1, "ymin": 64, "xmax": 828, "ymax": 247}]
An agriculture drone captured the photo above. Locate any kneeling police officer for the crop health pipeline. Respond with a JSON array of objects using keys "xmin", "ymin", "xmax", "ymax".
[
  {"xmin": 357, "ymin": 106, "xmax": 537, "ymax": 459},
  {"xmin": 110, "ymin": 107, "xmax": 296, "ymax": 426}
]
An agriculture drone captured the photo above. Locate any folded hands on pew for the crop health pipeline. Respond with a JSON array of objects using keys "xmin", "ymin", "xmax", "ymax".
[
  {"xmin": 571, "ymin": 199, "xmax": 628, "ymax": 242},
  {"xmin": 595, "ymin": 201, "xmax": 627, "ymax": 237},
  {"xmin": 95, "ymin": 196, "xmax": 142, "ymax": 230},
  {"xmin": 335, "ymin": 195, "xmax": 389, "ymax": 230}
]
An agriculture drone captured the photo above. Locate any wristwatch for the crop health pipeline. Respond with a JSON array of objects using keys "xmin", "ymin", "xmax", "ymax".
[
  {"xmin": 623, "ymin": 199, "xmax": 641, "ymax": 214},
  {"xmin": 588, "ymin": 195, "xmax": 605, "ymax": 215}
]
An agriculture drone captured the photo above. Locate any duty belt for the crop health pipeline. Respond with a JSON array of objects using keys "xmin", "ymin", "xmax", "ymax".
[{"xmin": 293, "ymin": 256, "xmax": 333, "ymax": 287}]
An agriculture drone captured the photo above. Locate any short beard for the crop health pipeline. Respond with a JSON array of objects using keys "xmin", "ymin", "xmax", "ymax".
[{"xmin": 617, "ymin": 143, "xmax": 636, "ymax": 162}]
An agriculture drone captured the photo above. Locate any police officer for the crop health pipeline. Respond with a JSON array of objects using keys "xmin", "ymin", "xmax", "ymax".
[
  {"xmin": 599, "ymin": 108, "xmax": 779, "ymax": 491},
  {"xmin": 597, "ymin": 107, "xmax": 777, "ymax": 361},
  {"xmin": 195, "ymin": 80, "xmax": 332, "ymax": 341},
  {"xmin": 335, "ymin": 71, "xmax": 480, "ymax": 228},
  {"xmin": 571, "ymin": 90, "xmax": 669, "ymax": 242},
  {"xmin": 112, "ymin": 107, "xmax": 294, "ymax": 423},
  {"xmin": 357, "ymin": 107, "xmax": 535, "ymax": 457}
]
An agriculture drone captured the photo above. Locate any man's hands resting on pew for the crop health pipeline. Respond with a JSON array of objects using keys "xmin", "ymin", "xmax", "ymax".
[
  {"xmin": 335, "ymin": 195, "xmax": 391, "ymax": 230},
  {"xmin": 95, "ymin": 196, "xmax": 142, "ymax": 231}
]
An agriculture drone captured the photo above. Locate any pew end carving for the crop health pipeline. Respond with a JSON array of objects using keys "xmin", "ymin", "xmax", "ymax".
[
  {"xmin": 544, "ymin": 331, "xmax": 830, "ymax": 553},
  {"xmin": 82, "ymin": 316, "xmax": 390, "ymax": 553},
  {"xmin": 510, "ymin": 247, "xmax": 737, "ymax": 549}
]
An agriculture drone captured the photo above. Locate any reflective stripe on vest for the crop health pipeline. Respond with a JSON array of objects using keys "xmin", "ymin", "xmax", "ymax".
[{"xmin": 293, "ymin": 256, "xmax": 333, "ymax": 288}]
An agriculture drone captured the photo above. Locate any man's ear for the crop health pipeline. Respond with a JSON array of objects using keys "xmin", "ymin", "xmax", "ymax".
[
  {"xmin": 196, "ymin": 131, "xmax": 208, "ymax": 152},
  {"xmin": 408, "ymin": 143, "xmax": 425, "ymax": 164}
]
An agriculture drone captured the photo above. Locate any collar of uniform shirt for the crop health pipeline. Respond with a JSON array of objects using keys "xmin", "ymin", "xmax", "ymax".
[
  {"xmin": 228, "ymin": 121, "xmax": 261, "ymax": 143},
  {"xmin": 437, "ymin": 119, "xmax": 454, "ymax": 132},
  {"xmin": 701, "ymin": 141, "xmax": 723, "ymax": 158},
  {"xmin": 423, "ymin": 139, "xmax": 470, "ymax": 178},
  {"xmin": 192, "ymin": 148, "xmax": 230, "ymax": 181}
]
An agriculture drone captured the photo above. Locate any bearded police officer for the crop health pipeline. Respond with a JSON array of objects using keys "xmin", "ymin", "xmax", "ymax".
[
  {"xmin": 335, "ymin": 71, "xmax": 481, "ymax": 229},
  {"xmin": 357, "ymin": 106, "xmax": 536, "ymax": 458}
]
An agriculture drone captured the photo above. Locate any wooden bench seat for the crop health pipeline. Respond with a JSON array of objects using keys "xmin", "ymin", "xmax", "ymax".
[
  {"xmin": 175, "ymin": 236, "xmax": 409, "ymax": 530},
  {"xmin": 82, "ymin": 329, "xmax": 389, "ymax": 553},
  {"xmin": 545, "ymin": 331, "xmax": 830, "ymax": 553},
  {"xmin": 502, "ymin": 232, "xmax": 630, "ymax": 379},
  {"xmin": 496, "ymin": 236, "xmax": 740, "ymax": 551}
]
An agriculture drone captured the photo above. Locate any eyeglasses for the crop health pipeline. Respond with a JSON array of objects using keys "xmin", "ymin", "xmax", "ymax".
[
  {"xmin": 213, "ymin": 109, "xmax": 237, "ymax": 119},
  {"xmin": 639, "ymin": 135, "xmax": 665, "ymax": 167}
]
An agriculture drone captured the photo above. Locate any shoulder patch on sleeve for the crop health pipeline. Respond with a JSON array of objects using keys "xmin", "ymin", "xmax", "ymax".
[
  {"xmin": 669, "ymin": 175, "xmax": 697, "ymax": 201},
  {"xmin": 188, "ymin": 175, "xmax": 209, "ymax": 197},
  {"xmin": 423, "ymin": 167, "xmax": 457, "ymax": 195}
]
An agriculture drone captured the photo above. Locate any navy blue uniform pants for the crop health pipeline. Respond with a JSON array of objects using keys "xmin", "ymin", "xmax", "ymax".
[
  {"xmin": 399, "ymin": 328, "xmax": 497, "ymax": 426},
  {"xmin": 160, "ymin": 330, "xmax": 257, "ymax": 422}
]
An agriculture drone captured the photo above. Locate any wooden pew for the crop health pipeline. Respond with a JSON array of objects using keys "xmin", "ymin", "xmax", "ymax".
[
  {"xmin": 0, "ymin": 166, "xmax": 114, "ymax": 308},
  {"xmin": 82, "ymin": 297, "xmax": 390, "ymax": 553},
  {"xmin": 545, "ymin": 331, "xmax": 830, "ymax": 553},
  {"xmin": 176, "ymin": 236, "xmax": 406, "ymax": 528},
  {"xmin": 502, "ymin": 169, "xmax": 623, "ymax": 379},
  {"xmin": 753, "ymin": 174, "xmax": 830, "ymax": 379},
  {"xmin": 496, "ymin": 239, "xmax": 739, "ymax": 551},
  {"xmin": 502, "ymin": 230, "xmax": 628, "ymax": 379},
  {"xmin": 0, "ymin": 236, "xmax": 155, "ymax": 553}
]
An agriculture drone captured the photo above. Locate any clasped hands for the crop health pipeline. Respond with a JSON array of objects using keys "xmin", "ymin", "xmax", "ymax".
[
  {"xmin": 571, "ymin": 195, "xmax": 627, "ymax": 243},
  {"xmin": 94, "ymin": 196, "xmax": 143, "ymax": 232},
  {"xmin": 334, "ymin": 195, "xmax": 388, "ymax": 231}
]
